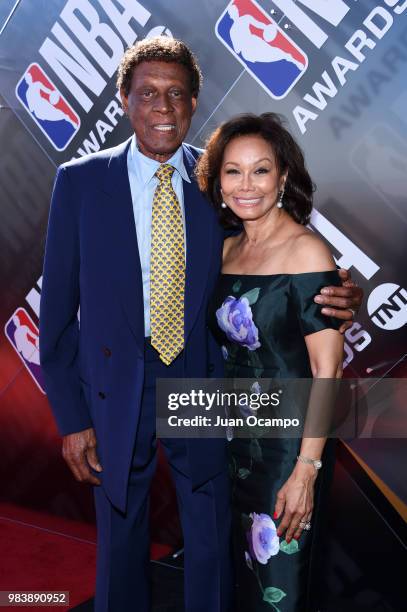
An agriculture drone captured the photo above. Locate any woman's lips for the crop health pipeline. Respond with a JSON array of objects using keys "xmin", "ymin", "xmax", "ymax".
[{"xmin": 233, "ymin": 197, "xmax": 262, "ymax": 206}]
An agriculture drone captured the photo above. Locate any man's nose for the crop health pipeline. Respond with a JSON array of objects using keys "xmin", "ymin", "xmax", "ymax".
[{"xmin": 154, "ymin": 93, "xmax": 173, "ymax": 113}]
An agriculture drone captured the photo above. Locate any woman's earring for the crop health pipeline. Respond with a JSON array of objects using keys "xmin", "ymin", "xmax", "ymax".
[
  {"xmin": 221, "ymin": 202, "xmax": 227, "ymax": 209},
  {"xmin": 277, "ymin": 187, "xmax": 285, "ymax": 209}
]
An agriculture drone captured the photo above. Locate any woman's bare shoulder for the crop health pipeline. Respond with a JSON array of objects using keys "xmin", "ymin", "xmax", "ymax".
[{"xmin": 288, "ymin": 228, "xmax": 336, "ymax": 273}]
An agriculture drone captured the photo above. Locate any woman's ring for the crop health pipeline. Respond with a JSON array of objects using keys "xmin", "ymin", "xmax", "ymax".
[{"xmin": 299, "ymin": 521, "xmax": 311, "ymax": 530}]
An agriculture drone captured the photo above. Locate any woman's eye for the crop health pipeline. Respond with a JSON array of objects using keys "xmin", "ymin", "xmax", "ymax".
[
  {"xmin": 225, "ymin": 168, "xmax": 239, "ymax": 174},
  {"xmin": 255, "ymin": 167, "xmax": 270, "ymax": 174}
]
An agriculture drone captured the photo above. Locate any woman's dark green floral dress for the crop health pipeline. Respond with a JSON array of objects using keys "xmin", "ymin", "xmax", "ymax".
[{"xmin": 208, "ymin": 271, "xmax": 342, "ymax": 612}]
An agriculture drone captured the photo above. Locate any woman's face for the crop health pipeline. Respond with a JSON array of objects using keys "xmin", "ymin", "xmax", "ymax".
[{"xmin": 220, "ymin": 134, "xmax": 286, "ymax": 221}]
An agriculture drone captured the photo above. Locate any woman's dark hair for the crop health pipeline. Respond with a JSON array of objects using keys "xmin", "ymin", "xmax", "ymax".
[
  {"xmin": 195, "ymin": 113, "xmax": 314, "ymax": 227},
  {"xmin": 117, "ymin": 36, "xmax": 202, "ymax": 98}
]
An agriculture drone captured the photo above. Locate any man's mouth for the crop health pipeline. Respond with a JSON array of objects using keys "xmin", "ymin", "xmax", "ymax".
[{"xmin": 153, "ymin": 124, "xmax": 176, "ymax": 132}]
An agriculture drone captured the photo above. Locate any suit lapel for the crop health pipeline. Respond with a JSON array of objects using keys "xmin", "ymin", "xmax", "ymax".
[
  {"xmin": 182, "ymin": 145, "xmax": 213, "ymax": 341},
  {"xmin": 99, "ymin": 141, "xmax": 213, "ymax": 354},
  {"xmin": 101, "ymin": 138, "xmax": 144, "ymax": 357}
]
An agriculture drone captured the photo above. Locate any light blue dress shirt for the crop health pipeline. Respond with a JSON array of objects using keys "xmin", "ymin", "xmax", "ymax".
[{"xmin": 127, "ymin": 135, "xmax": 190, "ymax": 336}]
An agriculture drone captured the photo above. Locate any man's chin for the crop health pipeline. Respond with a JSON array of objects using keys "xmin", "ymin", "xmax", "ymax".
[
  {"xmin": 154, "ymin": 136, "xmax": 182, "ymax": 152},
  {"xmin": 141, "ymin": 140, "xmax": 183, "ymax": 162}
]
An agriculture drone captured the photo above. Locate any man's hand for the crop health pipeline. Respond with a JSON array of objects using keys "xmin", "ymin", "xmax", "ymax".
[
  {"xmin": 314, "ymin": 268, "xmax": 364, "ymax": 334},
  {"xmin": 62, "ymin": 427, "xmax": 102, "ymax": 485}
]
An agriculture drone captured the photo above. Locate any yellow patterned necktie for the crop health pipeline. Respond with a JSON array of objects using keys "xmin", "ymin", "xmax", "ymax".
[{"xmin": 150, "ymin": 164, "xmax": 185, "ymax": 365}]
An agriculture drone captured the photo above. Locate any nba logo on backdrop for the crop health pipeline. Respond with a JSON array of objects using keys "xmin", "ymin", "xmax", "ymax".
[
  {"xmin": 216, "ymin": 0, "xmax": 308, "ymax": 99},
  {"xmin": 15, "ymin": 63, "xmax": 80, "ymax": 151},
  {"xmin": 4, "ymin": 308, "xmax": 45, "ymax": 393}
]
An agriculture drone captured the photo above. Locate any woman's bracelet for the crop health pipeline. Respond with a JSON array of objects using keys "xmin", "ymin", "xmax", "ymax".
[{"xmin": 297, "ymin": 454, "xmax": 322, "ymax": 470}]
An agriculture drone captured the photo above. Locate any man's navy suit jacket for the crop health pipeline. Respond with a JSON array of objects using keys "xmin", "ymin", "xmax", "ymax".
[{"xmin": 39, "ymin": 137, "xmax": 227, "ymax": 513}]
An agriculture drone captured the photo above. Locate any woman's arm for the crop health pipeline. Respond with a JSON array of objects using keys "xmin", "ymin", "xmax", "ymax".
[
  {"xmin": 286, "ymin": 230, "xmax": 363, "ymax": 332},
  {"xmin": 274, "ymin": 328, "xmax": 343, "ymax": 542},
  {"xmin": 274, "ymin": 232, "xmax": 344, "ymax": 542}
]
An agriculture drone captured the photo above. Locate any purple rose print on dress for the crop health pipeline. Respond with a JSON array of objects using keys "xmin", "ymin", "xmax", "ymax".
[
  {"xmin": 251, "ymin": 381, "xmax": 262, "ymax": 394},
  {"xmin": 248, "ymin": 513, "xmax": 280, "ymax": 565},
  {"xmin": 216, "ymin": 296, "xmax": 260, "ymax": 350}
]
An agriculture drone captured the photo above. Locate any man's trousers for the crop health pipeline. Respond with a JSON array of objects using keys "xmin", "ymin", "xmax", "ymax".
[{"xmin": 93, "ymin": 340, "xmax": 233, "ymax": 611}]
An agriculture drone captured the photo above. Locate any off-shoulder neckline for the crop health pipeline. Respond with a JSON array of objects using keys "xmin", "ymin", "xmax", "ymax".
[{"xmin": 220, "ymin": 270, "xmax": 338, "ymax": 278}]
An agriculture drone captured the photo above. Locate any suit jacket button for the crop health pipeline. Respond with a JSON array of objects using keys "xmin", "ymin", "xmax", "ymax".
[
  {"xmin": 208, "ymin": 363, "xmax": 214, "ymax": 373},
  {"xmin": 103, "ymin": 347, "xmax": 112, "ymax": 357},
  {"xmin": 98, "ymin": 391, "xmax": 106, "ymax": 399}
]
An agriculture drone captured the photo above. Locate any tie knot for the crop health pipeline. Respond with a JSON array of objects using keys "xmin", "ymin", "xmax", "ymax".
[{"xmin": 155, "ymin": 163, "xmax": 175, "ymax": 183}]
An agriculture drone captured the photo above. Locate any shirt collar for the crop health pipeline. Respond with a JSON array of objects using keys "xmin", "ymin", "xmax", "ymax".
[{"xmin": 129, "ymin": 134, "xmax": 191, "ymax": 188}]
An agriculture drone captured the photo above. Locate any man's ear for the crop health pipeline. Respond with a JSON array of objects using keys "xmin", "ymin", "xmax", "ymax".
[
  {"xmin": 120, "ymin": 88, "xmax": 128, "ymax": 114},
  {"xmin": 191, "ymin": 96, "xmax": 197, "ymax": 115}
]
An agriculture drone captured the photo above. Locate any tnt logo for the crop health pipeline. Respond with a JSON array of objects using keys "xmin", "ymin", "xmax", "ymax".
[
  {"xmin": 368, "ymin": 283, "xmax": 407, "ymax": 331},
  {"xmin": 215, "ymin": 0, "xmax": 308, "ymax": 99},
  {"xmin": 16, "ymin": 63, "xmax": 80, "ymax": 151},
  {"xmin": 4, "ymin": 308, "xmax": 45, "ymax": 393}
]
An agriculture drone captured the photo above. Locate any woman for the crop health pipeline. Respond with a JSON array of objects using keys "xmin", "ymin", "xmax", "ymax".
[{"xmin": 196, "ymin": 113, "xmax": 344, "ymax": 611}]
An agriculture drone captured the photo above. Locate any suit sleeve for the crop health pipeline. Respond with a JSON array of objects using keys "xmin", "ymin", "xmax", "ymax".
[{"xmin": 39, "ymin": 165, "xmax": 93, "ymax": 436}]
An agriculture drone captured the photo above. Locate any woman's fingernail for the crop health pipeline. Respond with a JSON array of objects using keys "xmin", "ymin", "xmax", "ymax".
[
  {"xmin": 286, "ymin": 536, "xmax": 291, "ymax": 543},
  {"xmin": 293, "ymin": 535, "xmax": 300, "ymax": 540},
  {"xmin": 273, "ymin": 511, "xmax": 278, "ymax": 519}
]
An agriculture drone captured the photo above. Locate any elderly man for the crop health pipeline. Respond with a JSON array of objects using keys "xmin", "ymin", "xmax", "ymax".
[{"xmin": 39, "ymin": 36, "xmax": 361, "ymax": 612}]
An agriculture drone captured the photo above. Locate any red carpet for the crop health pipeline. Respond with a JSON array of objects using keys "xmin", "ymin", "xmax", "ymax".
[{"xmin": 0, "ymin": 503, "xmax": 172, "ymax": 610}]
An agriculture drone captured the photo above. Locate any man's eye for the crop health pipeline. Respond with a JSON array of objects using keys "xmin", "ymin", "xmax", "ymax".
[
  {"xmin": 141, "ymin": 91, "xmax": 153, "ymax": 98},
  {"xmin": 171, "ymin": 90, "xmax": 182, "ymax": 97}
]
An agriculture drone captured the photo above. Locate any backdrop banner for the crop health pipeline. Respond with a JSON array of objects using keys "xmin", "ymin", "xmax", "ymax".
[{"xmin": 0, "ymin": 0, "xmax": 405, "ymax": 522}]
